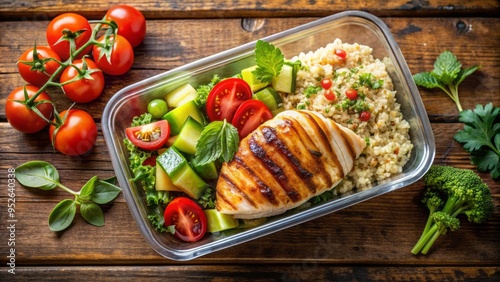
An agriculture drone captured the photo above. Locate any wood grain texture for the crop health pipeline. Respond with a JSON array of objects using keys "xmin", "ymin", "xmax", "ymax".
[
  {"xmin": 0, "ymin": 1, "xmax": 499, "ymax": 280},
  {"xmin": 0, "ymin": 0, "xmax": 499, "ymax": 20}
]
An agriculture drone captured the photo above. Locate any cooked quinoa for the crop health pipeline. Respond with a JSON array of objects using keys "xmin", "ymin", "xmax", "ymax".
[{"xmin": 282, "ymin": 38, "xmax": 413, "ymax": 194}]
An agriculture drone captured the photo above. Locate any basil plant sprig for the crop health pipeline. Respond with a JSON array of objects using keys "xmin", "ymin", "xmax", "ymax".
[{"xmin": 15, "ymin": 161, "xmax": 121, "ymax": 232}]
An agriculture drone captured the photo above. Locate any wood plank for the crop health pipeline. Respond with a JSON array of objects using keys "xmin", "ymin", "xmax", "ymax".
[
  {"xmin": 1, "ymin": 123, "xmax": 498, "ymax": 265},
  {"xmin": 1, "ymin": 18, "xmax": 498, "ymax": 121},
  {"xmin": 1, "ymin": 265, "xmax": 499, "ymax": 281},
  {"xmin": 0, "ymin": 0, "xmax": 498, "ymax": 19}
]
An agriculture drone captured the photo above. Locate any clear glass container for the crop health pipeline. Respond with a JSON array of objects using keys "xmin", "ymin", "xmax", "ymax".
[{"xmin": 102, "ymin": 10, "xmax": 435, "ymax": 261}]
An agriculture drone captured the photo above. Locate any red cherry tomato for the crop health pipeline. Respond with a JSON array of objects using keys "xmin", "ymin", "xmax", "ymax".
[
  {"xmin": 323, "ymin": 89, "xmax": 336, "ymax": 101},
  {"xmin": 164, "ymin": 197, "xmax": 207, "ymax": 242},
  {"xmin": 125, "ymin": 120, "xmax": 170, "ymax": 151},
  {"xmin": 231, "ymin": 99, "xmax": 273, "ymax": 139},
  {"xmin": 5, "ymin": 86, "xmax": 53, "ymax": 133},
  {"xmin": 335, "ymin": 49, "xmax": 347, "ymax": 59},
  {"xmin": 92, "ymin": 34, "xmax": 134, "ymax": 76},
  {"xmin": 17, "ymin": 46, "xmax": 61, "ymax": 86},
  {"xmin": 105, "ymin": 5, "xmax": 146, "ymax": 47},
  {"xmin": 60, "ymin": 58, "xmax": 105, "ymax": 103},
  {"xmin": 359, "ymin": 111, "xmax": 371, "ymax": 121},
  {"xmin": 206, "ymin": 78, "xmax": 252, "ymax": 122},
  {"xmin": 320, "ymin": 78, "xmax": 332, "ymax": 89},
  {"xmin": 345, "ymin": 88, "xmax": 358, "ymax": 100},
  {"xmin": 49, "ymin": 109, "xmax": 97, "ymax": 156},
  {"xmin": 46, "ymin": 13, "xmax": 92, "ymax": 61}
]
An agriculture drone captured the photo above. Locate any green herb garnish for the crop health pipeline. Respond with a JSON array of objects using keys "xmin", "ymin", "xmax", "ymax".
[
  {"xmin": 454, "ymin": 103, "xmax": 500, "ymax": 180},
  {"xmin": 252, "ymin": 40, "xmax": 284, "ymax": 83},
  {"xmin": 15, "ymin": 161, "xmax": 121, "ymax": 232},
  {"xmin": 412, "ymin": 51, "xmax": 480, "ymax": 112},
  {"xmin": 193, "ymin": 120, "xmax": 239, "ymax": 166},
  {"xmin": 359, "ymin": 73, "xmax": 383, "ymax": 89}
]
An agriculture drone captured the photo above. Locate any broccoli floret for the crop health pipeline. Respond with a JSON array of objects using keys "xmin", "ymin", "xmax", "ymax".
[{"xmin": 411, "ymin": 165, "xmax": 494, "ymax": 255}]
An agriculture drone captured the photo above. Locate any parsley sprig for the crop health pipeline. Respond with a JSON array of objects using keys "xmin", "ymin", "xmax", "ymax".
[
  {"xmin": 413, "ymin": 51, "xmax": 480, "ymax": 112},
  {"xmin": 252, "ymin": 40, "xmax": 284, "ymax": 83},
  {"xmin": 454, "ymin": 103, "xmax": 500, "ymax": 180}
]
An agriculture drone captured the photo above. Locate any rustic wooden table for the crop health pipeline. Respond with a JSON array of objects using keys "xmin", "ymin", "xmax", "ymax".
[{"xmin": 1, "ymin": 1, "xmax": 499, "ymax": 281}]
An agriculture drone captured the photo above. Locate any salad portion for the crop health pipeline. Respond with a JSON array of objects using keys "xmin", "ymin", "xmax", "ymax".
[{"xmin": 125, "ymin": 40, "xmax": 298, "ymax": 242}]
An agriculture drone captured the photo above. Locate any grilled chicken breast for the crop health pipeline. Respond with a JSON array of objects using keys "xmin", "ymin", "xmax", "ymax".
[{"xmin": 216, "ymin": 110, "xmax": 366, "ymax": 219}]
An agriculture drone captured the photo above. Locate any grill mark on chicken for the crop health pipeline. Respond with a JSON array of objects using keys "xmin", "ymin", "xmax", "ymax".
[
  {"xmin": 261, "ymin": 126, "xmax": 313, "ymax": 180},
  {"xmin": 248, "ymin": 136, "xmax": 301, "ymax": 202},
  {"xmin": 234, "ymin": 156, "xmax": 279, "ymax": 206},
  {"xmin": 218, "ymin": 167, "xmax": 258, "ymax": 209},
  {"xmin": 300, "ymin": 111, "xmax": 345, "ymax": 178},
  {"xmin": 331, "ymin": 121, "xmax": 356, "ymax": 162},
  {"xmin": 282, "ymin": 117, "xmax": 334, "ymax": 190}
]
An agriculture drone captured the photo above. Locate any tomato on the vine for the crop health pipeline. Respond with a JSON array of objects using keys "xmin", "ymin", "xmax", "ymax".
[
  {"xmin": 92, "ymin": 34, "xmax": 134, "ymax": 76},
  {"xmin": 164, "ymin": 197, "xmax": 207, "ymax": 242},
  {"xmin": 5, "ymin": 86, "xmax": 53, "ymax": 133},
  {"xmin": 17, "ymin": 45, "xmax": 61, "ymax": 86},
  {"xmin": 105, "ymin": 5, "xmax": 146, "ymax": 47},
  {"xmin": 46, "ymin": 13, "xmax": 92, "ymax": 61},
  {"xmin": 231, "ymin": 99, "xmax": 273, "ymax": 139},
  {"xmin": 49, "ymin": 109, "xmax": 97, "ymax": 156},
  {"xmin": 206, "ymin": 78, "xmax": 252, "ymax": 122},
  {"xmin": 125, "ymin": 120, "xmax": 170, "ymax": 150},
  {"xmin": 60, "ymin": 58, "xmax": 105, "ymax": 103}
]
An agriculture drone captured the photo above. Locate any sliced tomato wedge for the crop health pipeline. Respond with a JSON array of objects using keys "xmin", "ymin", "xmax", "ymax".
[
  {"xmin": 231, "ymin": 99, "xmax": 273, "ymax": 139},
  {"xmin": 125, "ymin": 120, "xmax": 170, "ymax": 150},
  {"xmin": 206, "ymin": 78, "xmax": 252, "ymax": 122},
  {"xmin": 164, "ymin": 197, "xmax": 207, "ymax": 242}
]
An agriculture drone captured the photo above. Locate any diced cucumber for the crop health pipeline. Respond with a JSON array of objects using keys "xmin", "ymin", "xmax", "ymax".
[
  {"xmin": 172, "ymin": 117, "xmax": 204, "ymax": 155},
  {"xmin": 192, "ymin": 160, "xmax": 218, "ymax": 180},
  {"xmin": 156, "ymin": 147, "xmax": 207, "ymax": 199},
  {"xmin": 254, "ymin": 87, "xmax": 282, "ymax": 111},
  {"xmin": 165, "ymin": 83, "xmax": 198, "ymax": 108},
  {"xmin": 272, "ymin": 62, "xmax": 298, "ymax": 93},
  {"xmin": 204, "ymin": 209, "xmax": 239, "ymax": 233},
  {"xmin": 162, "ymin": 100, "xmax": 205, "ymax": 135},
  {"xmin": 241, "ymin": 65, "xmax": 268, "ymax": 92},
  {"xmin": 237, "ymin": 217, "xmax": 268, "ymax": 229},
  {"xmin": 155, "ymin": 162, "xmax": 182, "ymax": 192}
]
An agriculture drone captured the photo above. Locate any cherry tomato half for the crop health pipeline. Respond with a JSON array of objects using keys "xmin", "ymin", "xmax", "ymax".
[
  {"xmin": 5, "ymin": 86, "xmax": 53, "ymax": 133},
  {"xmin": 206, "ymin": 78, "xmax": 252, "ymax": 122},
  {"xmin": 46, "ymin": 13, "xmax": 92, "ymax": 61},
  {"xmin": 320, "ymin": 78, "xmax": 332, "ymax": 89},
  {"xmin": 49, "ymin": 109, "xmax": 97, "ymax": 156},
  {"xmin": 125, "ymin": 120, "xmax": 170, "ymax": 150},
  {"xmin": 359, "ymin": 111, "xmax": 371, "ymax": 122},
  {"xmin": 17, "ymin": 46, "xmax": 61, "ymax": 86},
  {"xmin": 323, "ymin": 89, "xmax": 336, "ymax": 101},
  {"xmin": 60, "ymin": 58, "xmax": 105, "ymax": 103},
  {"xmin": 164, "ymin": 197, "xmax": 207, "ymax": 242},
  {"xmin": 345, "ymin": 88, "xmax": 358, "ymax": 100},
  {"xmin": 231, "ymin": 99, "xmax": 273, "ymax": 139},
  {"xmin": 92, "ymin": 34, "xmax": 134, "ymax": 76},
  {"xmin": 335, "ymin": 49, "xmax": 347, "ymax": 59},
  {"xmin": 105, "ymin": 4, "xmax": 146, "ymax": 47}
]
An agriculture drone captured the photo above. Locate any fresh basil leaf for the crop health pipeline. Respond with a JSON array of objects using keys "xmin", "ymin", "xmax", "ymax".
[
  {"xmin": 49, "ymin": 199, "xmax": 76, "ymax": 232},
  {"xmin": 194, "ymin": 120, "xmax": 239, "ymax": 166},
  {"xmin": 79, "ymin": 175, "xmax": 98, "ymax": 201},
  {"xmin": 252, "ymin": 40, "xmax": 284, "ymax": 83},
  {"xmin": 15, "ymin": 161, "xmax": 60, "ymax": 190},
  {"xmin": 91, "ymin": 179, "xmax": 122, "ymax": 204},
  {"xmin": 80, "ymin": 202, "xmax": 104, "ymax": 227},
  {"xmin": 433, "ymin": 50, "xmax": 461, "ymax": 85}
]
